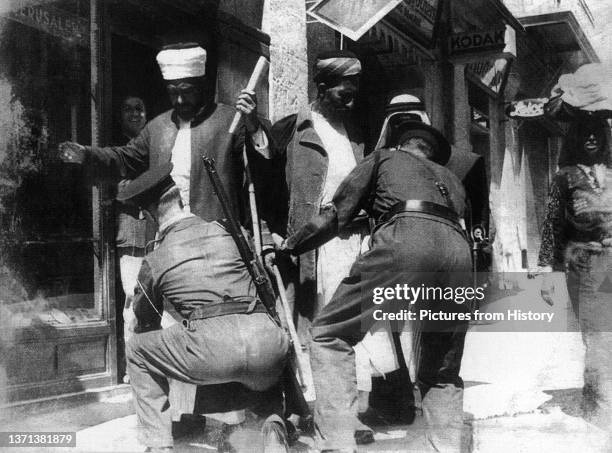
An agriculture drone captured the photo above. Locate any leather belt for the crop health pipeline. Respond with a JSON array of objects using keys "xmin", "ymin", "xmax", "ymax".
[
  {"xmin": 378, "ymin": 200, "xmax": 461, "ymax": 227},
  {"xmin": 182, "ymin": 296, "xmax": 266, "ymax": 331}
]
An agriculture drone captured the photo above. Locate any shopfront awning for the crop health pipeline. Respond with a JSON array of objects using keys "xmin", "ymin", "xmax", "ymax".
[{"xmin": 518, "ymin": 11, "xmax": 599, "ymax": 64}]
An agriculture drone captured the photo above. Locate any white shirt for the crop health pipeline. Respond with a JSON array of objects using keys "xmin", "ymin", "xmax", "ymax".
[
  {"xmin": 577, "ymin": 163, "xmax": 606, "ymax": 189},
  {"xmin": 170, "ymin": 119, "xmax": 269, "ymax": 213},
  {"xmin": 311, "ymin": 110, "xmax": 357, "ymax": 204},
  {"xmin": 170, "ymin": 119, "xmax": 192, "ymax": 212},
  {"xmin": 311, "ymin": 110, "xmax": 361, "ymax": 307}
]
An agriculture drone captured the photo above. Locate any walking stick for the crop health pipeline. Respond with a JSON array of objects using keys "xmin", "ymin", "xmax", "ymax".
[
  {"xmin": 225, "ymin": 56, "xmax": 315, "ymax": 410},
  {"xmin": 228, "ymin": 56, "xmax": 270, "ymax": 135},
  {"xmin": 270, "ymin": 263, "xmax": 315, "ymax": 401},
  {"xmin": 228, "ymin": 55, "xmax": 269, "ymax": 251},
  {"xmin": 242, "ymin": 149, "xmax": 262, "ymax": 253},
  {"xmin": 242, "ymin": 142, "xmax": 315, "ymax": 401}
]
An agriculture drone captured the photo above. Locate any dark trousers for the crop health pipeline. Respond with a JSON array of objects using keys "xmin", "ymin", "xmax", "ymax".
[
  {"xmin": 309, "ymin": 216, "xmax": 471, "ymax": 451},
  {"xmin": 126, "ymin": 312, "xmax": 289, "ymax": 448}
]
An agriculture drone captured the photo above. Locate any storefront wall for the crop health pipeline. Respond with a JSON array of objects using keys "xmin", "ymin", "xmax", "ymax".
[
  {"xmin": 1, "ymin": 0, "xmax": 270, "ymax": 404},
  {"xmin": 443, "ymin": 0, "xmax": 521, "ymax": 273},
  {"xmin": 262, "ymin": 0, "xmax": 308, "ymax": 122},
  {"xmin": 0, "ymin": 0, "xmax": 115, "ymax": 403}
]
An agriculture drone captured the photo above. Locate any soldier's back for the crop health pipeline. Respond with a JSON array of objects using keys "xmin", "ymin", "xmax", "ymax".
[{"xmin": 146, "ymin": 216, "xmax": 255, "ymax": 317}]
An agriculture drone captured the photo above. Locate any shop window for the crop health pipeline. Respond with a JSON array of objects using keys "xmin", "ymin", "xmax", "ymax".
[
  {"xmin": 468, "ymin": 81, "xmax": 490, "ymax": 135},
  {"xmin": 0, "ymin": 1, "xmax": 101, "ymax": 330}
]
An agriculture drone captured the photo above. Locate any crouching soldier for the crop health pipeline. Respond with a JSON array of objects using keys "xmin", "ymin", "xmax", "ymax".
[{"xmin": 119, "ymin": 162, "xmax": 290, "ymax": 453}]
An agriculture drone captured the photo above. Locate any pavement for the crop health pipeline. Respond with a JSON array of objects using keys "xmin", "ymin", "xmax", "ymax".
[{"xmin": 3, "ymin": 274, "xmax": 611, "ymax": 452}]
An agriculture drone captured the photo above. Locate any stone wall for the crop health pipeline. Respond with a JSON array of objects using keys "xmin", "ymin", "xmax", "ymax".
[
  {"xmin": 262, "ymin": 0, "xmax": 309, "ymax": 121},
  {"xmin": 305, "ymin": 21, "xmax": 336, "ymax": 102}
]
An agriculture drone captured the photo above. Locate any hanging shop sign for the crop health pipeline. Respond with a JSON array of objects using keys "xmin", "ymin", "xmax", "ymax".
[
  {"xmin": 307, "ymin": 0, "xmax": 442, "ymax": 45},
  {"xmin": 466, "ymin": 57, "xmax": 510, "ymax": 96},
  {"xmin": 307, "ymin": 0, "xmax": 404, "ymax": 42},
  {"xmin": 3, "ymin": 1, "xmax": 89, "ymax": 47},
  {"xmin": 449, "ymin": 24, "xmax": 516, "ymax": 96},
  {"xmin": 505, "ymin": 98, "xmax": 548, "ymax": 119},
  {"xmin": 449, "ymin": 24, "xmax": 516, "ymax": 61},
  {"xmin": 385, "ymin": 0, "xmax": 442, "ymax": 45}
]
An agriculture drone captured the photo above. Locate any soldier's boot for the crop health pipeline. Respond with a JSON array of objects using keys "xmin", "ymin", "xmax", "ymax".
[{"xmin": 261, "ymin": 414, "xmax": 289, "ymax": 453}]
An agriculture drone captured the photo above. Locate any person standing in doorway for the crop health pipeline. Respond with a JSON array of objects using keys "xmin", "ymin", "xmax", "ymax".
[{"xmin": 114, "ymin": 95, "xmax": 149, "ymax": 383}]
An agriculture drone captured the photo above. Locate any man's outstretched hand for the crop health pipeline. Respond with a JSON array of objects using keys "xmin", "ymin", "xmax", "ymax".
[{"xmin": 59, "ymin": 142, "xmax": 87, "ymax": 164}]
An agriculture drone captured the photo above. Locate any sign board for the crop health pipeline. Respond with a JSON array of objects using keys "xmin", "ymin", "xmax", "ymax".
[
  {"xmin": 449, "ymin": 24, "xmax": 516, "ymax": 60},
  {"xmin": 3, "ymin": 1, "xmax": 89, "ymax": 47},
  {"xmin": 386, "ymin": 0, "xmax": 441, "ymax": 44},
  {"xmin": 307, "ymin": 0, "xmax": 404, "ymax": 42},
  {"xmin": 466, "ymin": 57, "xmax": 511, "ymax": 96},
  {"xmin": 505, "ymin": 98, "xmax": 549, "ymax": 119}
]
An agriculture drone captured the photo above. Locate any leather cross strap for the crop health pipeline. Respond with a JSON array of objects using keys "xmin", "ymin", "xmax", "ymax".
[{"xmin": 378, "ymin": 200, "xmax": 461, "ymax": 226}]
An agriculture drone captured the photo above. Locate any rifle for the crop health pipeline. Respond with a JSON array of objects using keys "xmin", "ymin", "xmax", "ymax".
[{"xmin": 202, "ymin": 156, "xmax": 312, "ymax": 421}]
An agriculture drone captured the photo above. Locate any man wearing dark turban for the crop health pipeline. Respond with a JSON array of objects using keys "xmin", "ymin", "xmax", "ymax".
[
  {"xmin": 266, "ymin": 50, "xmax": 365, "ymax": 313},
  {"xmin": 259, "ymin": 49, "xmax": 373, "ymax": 442}
]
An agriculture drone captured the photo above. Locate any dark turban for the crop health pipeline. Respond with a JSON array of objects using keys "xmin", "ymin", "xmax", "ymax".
[{"xmin": 313, "ymin": 50, "xmax": 361, "ymax": 84}]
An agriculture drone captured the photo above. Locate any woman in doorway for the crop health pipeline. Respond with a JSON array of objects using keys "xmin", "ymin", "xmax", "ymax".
[
  {"xmin": 537, "ymin": 109, "xmax": 612, "ymax": 440},
  {"xmin": 115, "ymin": 95, "xmax": 149, "ymax": 383}
]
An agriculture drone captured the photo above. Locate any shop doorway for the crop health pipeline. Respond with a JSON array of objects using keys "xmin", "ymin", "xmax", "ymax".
[
  {"xmin": 110, "ymin": 34, "xmax": 168, "ymax": 380},
  {"xmin": 468, "ymin": 82, "xmax": 492, "ymax": 273},
  {"xmin": 111, "ymin": 34, "xmax": 169, "ymax": 141}
]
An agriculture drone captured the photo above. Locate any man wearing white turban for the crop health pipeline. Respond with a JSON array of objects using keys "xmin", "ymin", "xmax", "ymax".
[
  {"xmin": 59, "ymin": 42, "xmax": 270, "ymax": 228},
  {"xmin": 58, "ymin": 42, "xmax": 273, "ymax": 450}
]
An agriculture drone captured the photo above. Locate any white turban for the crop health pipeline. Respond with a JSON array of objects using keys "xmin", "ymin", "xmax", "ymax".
[{"xmin": 156, "ymin": 46, "xmax": 207, "ymax": 80}]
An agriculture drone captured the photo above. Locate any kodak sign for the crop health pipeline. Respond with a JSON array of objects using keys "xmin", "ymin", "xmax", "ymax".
[{"xmin": 449, "ymin": 25, "xmax": 516, "ymax": 58}]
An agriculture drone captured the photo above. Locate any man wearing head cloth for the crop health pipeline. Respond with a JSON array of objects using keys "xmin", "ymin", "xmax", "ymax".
[
  {"xmin": 280, "ymin": 121, "xmax": 472, "ymax": 452},
  {"xmin": 260, "ymin": 50, "xmax": 372, "ymax": 442},
  {"xmin": 375, "ymin": 93, "xmax": 431, "ymax": 150},
  {"xmin": 59, "ymin": 42, "xmax": 271, "ymax": 228},
  {"xmin": 117, "ymin": 163, "xmax": 290, "ymax": 452}
]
